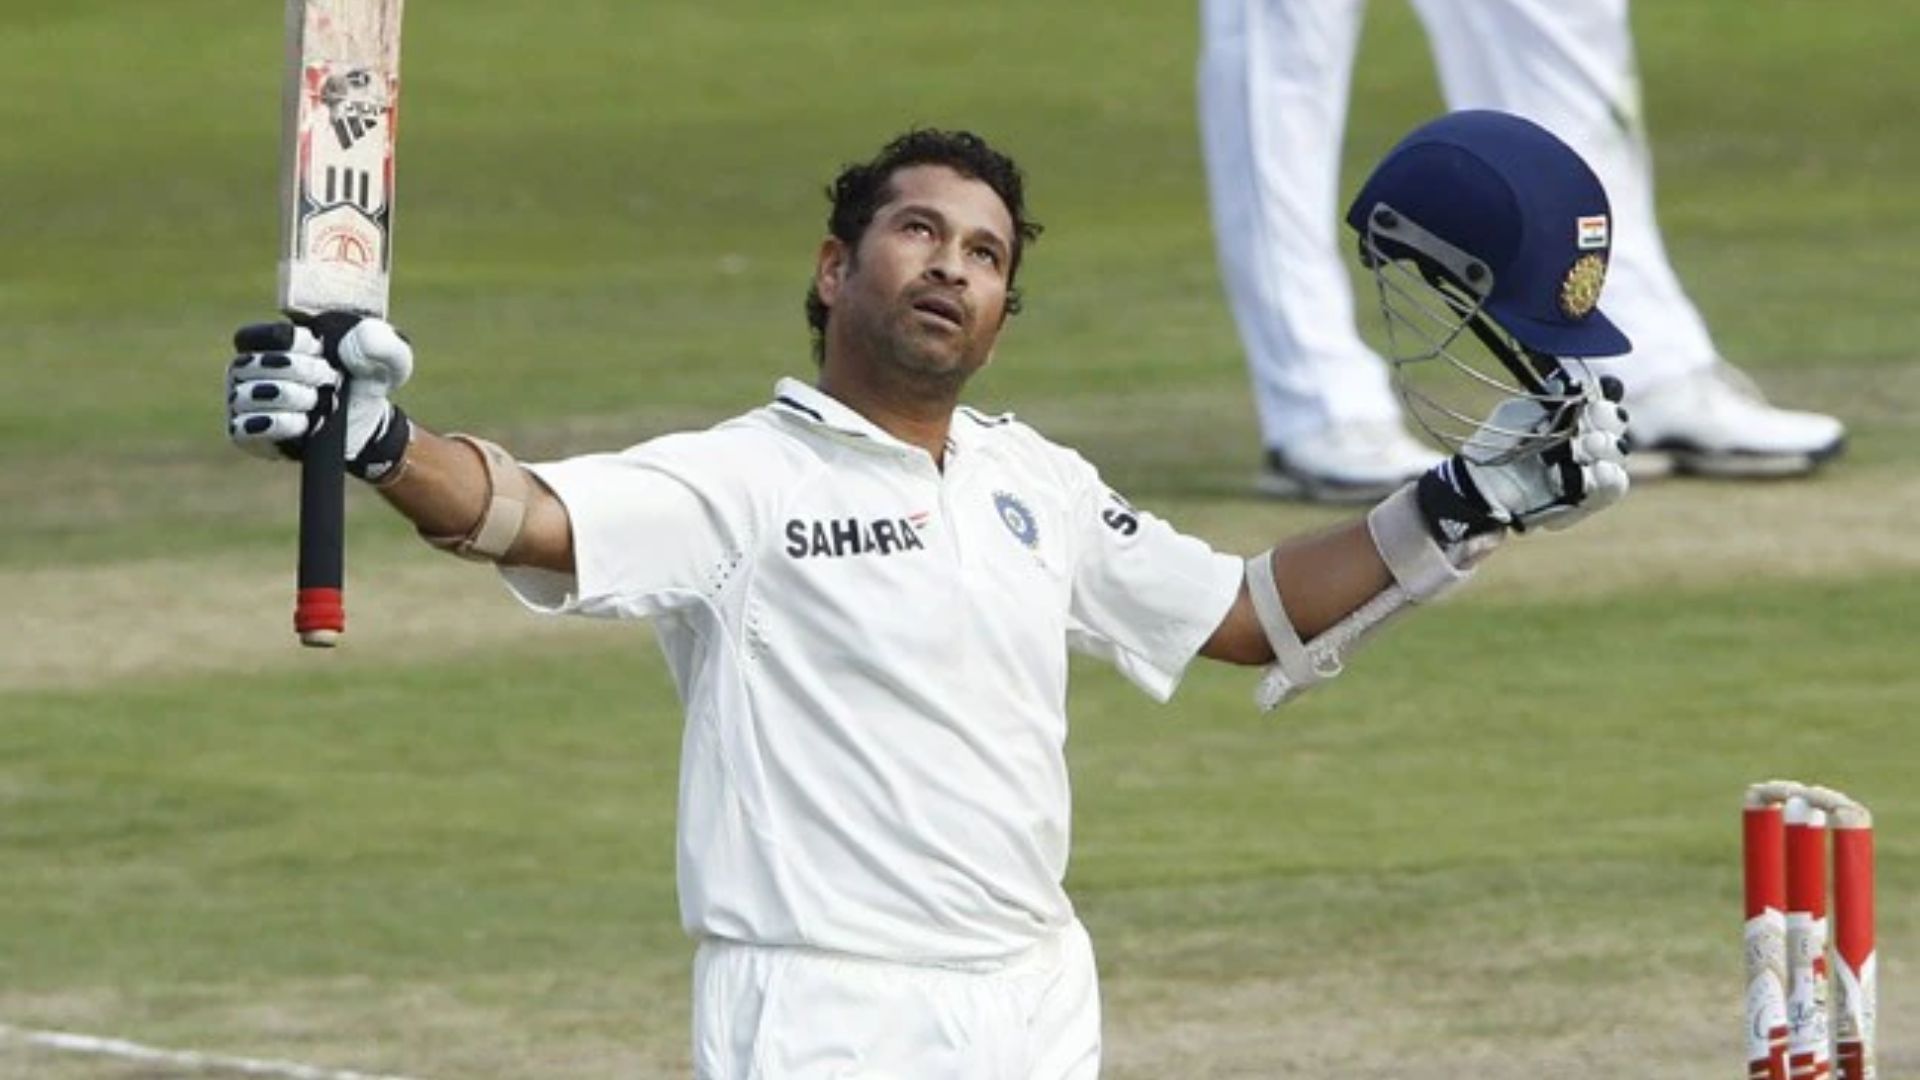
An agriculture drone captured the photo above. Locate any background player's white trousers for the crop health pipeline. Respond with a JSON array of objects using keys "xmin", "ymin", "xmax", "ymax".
[
  {"xmin": 1199, "ymin": 0, "xmax": 1720, "ymax": 449},
  {"xmin": 692, "ymin": 920, "xmax": 1101, "ymax": 1079}
]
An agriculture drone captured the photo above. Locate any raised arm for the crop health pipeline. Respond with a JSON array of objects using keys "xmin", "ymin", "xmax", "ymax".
[
  {"xmin": 371, "ymin": 428, "xmax": 574, "ymax": 572},
  {"xmin": 226, "ymin": 315, "xmax": 574, "ymax": 573},
  {"xmin": 1202, "ymin": 382, "xmax": 1629, "ymax": 705},
  {"xmin": 1199, "ymin": 519, "xmax": 1390, "ymax": 665}
]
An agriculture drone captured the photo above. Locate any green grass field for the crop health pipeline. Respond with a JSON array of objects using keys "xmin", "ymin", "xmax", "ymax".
[{"xmin": 5, "ymin": 2, "xmax": 1918, "ymax": 1076}]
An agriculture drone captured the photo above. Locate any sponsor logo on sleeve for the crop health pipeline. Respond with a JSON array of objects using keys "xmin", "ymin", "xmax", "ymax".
[{"xmin": 1099, "ymin": 491, "xmax": 1139, "ymax": 537}]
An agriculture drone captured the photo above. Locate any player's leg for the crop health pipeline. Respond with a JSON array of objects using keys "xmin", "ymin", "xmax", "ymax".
[
  {"xmin": 692, "ymin": 938, "xmax": 771, "ymax": 1079},
  {"xmin": 1199, "ymin": 0, "xmax": 1441, "ymax": 501},
  {"xmin": 1410, "ymin": 0, "xmax": 1844, "ymax": 476},
  {"xmin": 690, "ymin": 938, "xmax": 1026, "ymax": 1079},
  {"xmin": 1020, "ymin": 920, "xmax": 1103, "ymax": 1080}
]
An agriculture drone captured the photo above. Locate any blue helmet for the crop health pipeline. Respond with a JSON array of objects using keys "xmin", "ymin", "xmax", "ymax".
[
  {"xmin": 1347, "ymin": 109, "xmax": 1630, "ymax": 359},
  {"xmin": 1345, "ymin": 110, "xmax": 1630, "ymax": 461}
]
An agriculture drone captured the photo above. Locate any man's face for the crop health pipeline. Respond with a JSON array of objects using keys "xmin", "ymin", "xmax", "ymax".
[{"xmin": 815, "ymin": 164, "xmax": 1016, "ymax": 386}]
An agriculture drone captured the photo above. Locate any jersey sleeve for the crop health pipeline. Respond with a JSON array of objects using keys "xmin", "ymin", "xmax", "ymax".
[
  {"xmin": 498, "ymin": 430, "xmax": 766, "ymax": 620},
  {"xmin": 1064, "ymin": 459, "xmax": 1244, "ymax": 702}
]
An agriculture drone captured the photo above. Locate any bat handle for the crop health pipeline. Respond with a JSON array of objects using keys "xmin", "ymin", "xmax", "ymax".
[{"xmin": 296, "ymin": 382, "xmax": 348, "ymax": 647}]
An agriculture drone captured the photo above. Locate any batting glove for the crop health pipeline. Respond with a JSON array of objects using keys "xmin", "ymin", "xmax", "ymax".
[
  {"xmin": 1415, "ymin": 375, "xmax": 1631, "ymax": 541},
  {"xmin": 227, "ymin": 313, "xmax": 414, "ymax": 482}
]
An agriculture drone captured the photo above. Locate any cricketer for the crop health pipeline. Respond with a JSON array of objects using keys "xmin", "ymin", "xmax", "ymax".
[{"xmin": 226, "ymin": 113, "xmax": 1631, "ymax": 1076}]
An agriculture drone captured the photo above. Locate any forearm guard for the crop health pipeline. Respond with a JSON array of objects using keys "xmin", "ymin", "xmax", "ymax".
[{"xmin": 1251, "ymin": 483, "xmax": 1502, "ymax": 710}]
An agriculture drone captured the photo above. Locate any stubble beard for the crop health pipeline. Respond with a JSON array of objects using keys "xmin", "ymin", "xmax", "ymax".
[{"xmin": 846, "ymin": 298, "xmax": 984, "ymax": 399}]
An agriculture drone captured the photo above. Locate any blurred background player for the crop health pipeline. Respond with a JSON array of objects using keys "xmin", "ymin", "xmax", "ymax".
[{"xmin": 1199, "ymin": 0, "xmax": 1846, "ymax": 500}]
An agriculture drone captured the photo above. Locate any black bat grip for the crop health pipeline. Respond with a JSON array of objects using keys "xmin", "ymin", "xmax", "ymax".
[{"xmin": 295, "ymin": 382, "xmax": 348, "ymax": 646}]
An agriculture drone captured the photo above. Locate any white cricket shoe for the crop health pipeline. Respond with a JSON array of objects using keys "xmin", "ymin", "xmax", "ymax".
[
  {"xmin": 1624, "ymin": 362, "xmax": 1846, "ymax": 478},
  {"xmin": 1259, "ymin": 420, "xmax": 1445, "ymax": 503}
]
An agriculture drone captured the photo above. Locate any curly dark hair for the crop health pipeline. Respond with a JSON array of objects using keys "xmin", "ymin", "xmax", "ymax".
[{"xmin": 805, "ymin": 128, "xmax": 1043, "ymax": 362}]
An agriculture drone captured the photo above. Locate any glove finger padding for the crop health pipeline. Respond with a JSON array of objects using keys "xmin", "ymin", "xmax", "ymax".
[
  {"xmin": 235, "ymin": 316, "xmax": 412, "ymax": 390},
  {"xmin": 289, "ymin": 312, "xmax": 414, "ymax": 391},
  {"xmin": 1585, "ymin": 394, "xmax": 1630, "ymax": 442},
  {"xmin": 230, "ymin": 379, "xmax": 325, "ymax": 416},
  {"xmin": 233, "ymin": 321, "xmax": 322, "ymax": 355},
  {"xmin": 229, "ymin": 408, "xmax": 316, "ymax": 452},
  {"xmin": 1449, "ymin": 382, "xmax": 1632, "ymax": 535},
  {"xmin": 1589, "ymin": 458, "xmax": 1630, "ymax": 509},
  {"xmin": 223, "ymin": 315, "xmax": 411, "ymax": 473},
  {"xmin": 1570, "ymin": 396, "xmax": 1629, "ymax": 475},
  {"xmin": 228, "ymin": 350, "xmax": 340, "ymax": 389},
  {"xmin": 1539, "ymin": 392, "xmax": 1631, "ymax": 531},
  {"xmin": 333, "ymin": 318, "xmax": 413, "ymax": 391},
  {"xmin": 226, "ymin": 345, "xmax": 341, "ymax": 459}
]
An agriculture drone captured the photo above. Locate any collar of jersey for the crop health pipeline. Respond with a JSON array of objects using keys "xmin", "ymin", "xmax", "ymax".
[{"xmin": 769, "ymin": 377, "xmax": 1011, "ymax": 459}]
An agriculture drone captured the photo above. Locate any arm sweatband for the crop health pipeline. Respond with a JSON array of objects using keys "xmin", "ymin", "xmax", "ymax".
[{"xmin": 421, "ymin": 435, "xmax": 531, "ymax": 562}]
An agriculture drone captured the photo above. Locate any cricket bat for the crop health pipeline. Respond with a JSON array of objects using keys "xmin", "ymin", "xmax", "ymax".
[{"xmin": 277, "ymin": 0, "xmax": 405, "ymax": 646}]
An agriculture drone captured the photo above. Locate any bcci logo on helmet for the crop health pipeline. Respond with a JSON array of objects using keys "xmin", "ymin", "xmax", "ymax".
[{"xmin": 1559, "ymin": 254, "xmax": 1607, "ymax": 320}]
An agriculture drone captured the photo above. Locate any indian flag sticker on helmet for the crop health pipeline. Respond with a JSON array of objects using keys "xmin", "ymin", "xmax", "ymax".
[
  {"xmin": 1577, "ymin": 214, "xmax": 1610, "ymax": 250},
  {"xmin": 1560, "ymin": 254, "xmax": 1607, "ymax": 319}
]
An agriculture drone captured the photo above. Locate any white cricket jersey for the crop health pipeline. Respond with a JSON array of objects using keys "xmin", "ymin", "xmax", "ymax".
[{"xmin": 501, "ymin": 378, "xmax": 1243, "ymax": 964}]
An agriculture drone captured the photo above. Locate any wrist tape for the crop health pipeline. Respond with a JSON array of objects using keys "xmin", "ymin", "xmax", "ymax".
[
  {"xmin": 351, "ymin": 405, "xmax": 413, "ymax": 485},
  {"xmin": 1414, "ymin": 455, "xmax": 1504, "ymax": 543}
]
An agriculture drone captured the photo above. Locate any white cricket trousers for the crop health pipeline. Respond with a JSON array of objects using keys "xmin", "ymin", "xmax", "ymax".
[
  {"xmin": 1199, "ymin": 0, "xmax": 1719, "ymax": 449},
  {"xmin": 691, "ymin": 920, "xmax": 1101, "ymax": 1079}
]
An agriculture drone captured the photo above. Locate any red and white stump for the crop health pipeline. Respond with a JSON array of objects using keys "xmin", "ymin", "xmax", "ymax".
[{"xmin": 1744, "ymin": 781, "xmax": 1875, "ymax": 1080}]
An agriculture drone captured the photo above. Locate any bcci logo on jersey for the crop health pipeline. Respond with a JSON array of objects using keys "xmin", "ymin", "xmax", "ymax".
[
  {"xmin": 993, "ymin": 491, "xmax": 1039, "ymax": 549},
  {"xmin": 785, "ymin": 515, "xmax": 929, "ymax": 559}
]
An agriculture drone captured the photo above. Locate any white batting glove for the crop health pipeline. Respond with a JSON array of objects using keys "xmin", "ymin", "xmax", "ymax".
[
  {"xmin": 1416, "ymin": 376, "xmax": 1631, "ymax": 540},
  {"xmin": 227, "ymin": 314, "xmax": 414, "ymax": 481}
]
